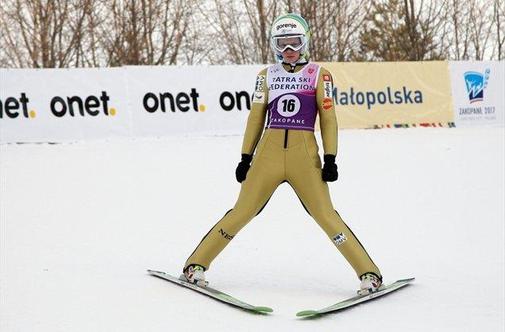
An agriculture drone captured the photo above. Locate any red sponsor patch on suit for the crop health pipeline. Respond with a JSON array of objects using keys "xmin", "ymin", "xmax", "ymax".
[
  {"xmin": 323, "ymin": 74, "xmax": 331, "ymax": 81},
  {"xmin": 322, "ymin": 97, "xmax": 333, "ymax": 110}
]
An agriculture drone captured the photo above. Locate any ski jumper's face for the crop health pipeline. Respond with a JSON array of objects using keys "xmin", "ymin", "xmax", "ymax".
[
  {"xmin": 282, "ymin": 49, "xmax": 300, "ymax": 63},
  {"xmin": 280, "ymin": 39, "xmax": 301, "ymax": 63}
]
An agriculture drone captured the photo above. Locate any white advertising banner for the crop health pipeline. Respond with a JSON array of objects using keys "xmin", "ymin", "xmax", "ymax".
[
  {"xmin": 449, "ymin": 61, "xmax": 505, "ymax": 127},
  {"xmin": 2, "ymin": 61, "xmax": 504, "ymax": 143},
  {"xmin": 0, "ymin": 68, "xmax": 131, "ymax": 142},
  {"xmin": 125, "ymin": 65, "xmax": 263, "ymax": 137}
]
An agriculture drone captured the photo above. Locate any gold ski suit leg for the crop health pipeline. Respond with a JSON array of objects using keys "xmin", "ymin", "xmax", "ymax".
[{"xmin": 185, "ymin": 129, "xmax": 381, "ymax": 278}]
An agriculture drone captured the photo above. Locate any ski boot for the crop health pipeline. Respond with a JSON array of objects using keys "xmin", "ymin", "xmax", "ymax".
[
  {"xmin": 358, "ymin": 272, "xmax": 383, "ymax": 295},
  {"xmin": 181, "ymin": 264, "xmax": 208, "ymax": 287}
]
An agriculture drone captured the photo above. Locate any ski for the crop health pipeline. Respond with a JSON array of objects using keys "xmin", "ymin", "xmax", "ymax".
[
  {"xmin": 296, "ymin": 277, "xmax": 415, "ymax": 318},
  {"xmin": 147, "ymin": 269, "xmax": 273, "ymax": 314}
]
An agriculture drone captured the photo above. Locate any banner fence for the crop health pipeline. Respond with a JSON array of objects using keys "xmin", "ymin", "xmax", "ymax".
[{"xmin": 1, "ymin": 61, "xmax": 503, "ymax": 143}]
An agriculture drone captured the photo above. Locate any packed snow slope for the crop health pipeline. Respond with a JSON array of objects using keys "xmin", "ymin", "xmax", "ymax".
[{"xmin": 1, "ymin": 127, "xmax": 504, "ymax": 331}]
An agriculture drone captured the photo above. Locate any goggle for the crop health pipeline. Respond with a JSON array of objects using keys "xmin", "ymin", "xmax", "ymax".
[{"xmin": 272, "ymin": 35, "xmax": 305, "ymax": 53}]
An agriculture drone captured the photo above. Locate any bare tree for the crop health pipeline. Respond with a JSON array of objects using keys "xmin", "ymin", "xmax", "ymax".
[
  {"xmin": 356, "ymin": 0, "xmax": 445, "ymax": 61},
  {"xmin": 200, "ymin": 0, "xmax": 372, "ymax": 64},
  {"xmin": 0, "ymin": 0, "xmax": 92, "ymax": 68},
  {"xmin": 178, "ymin": 7, "xmax": 214, "ymax": 65},
  {"xmin": 467, "ymin": 0, "xmax": 495, "ymax": 60},
  {"xmin": 448, "ymin": 0, "xmax": 469, "ymax": 59},
  {"xmin": 333, "ymin": 1, "xmax": 373, "ymax": 61},
  {"xmin": 1, "ymin": 0, "xmax": 503, "ymax": 67},
  {"xmin": 98, "ymin": 0, "xmax": 194, "ymax": 66},
  {"xmin": 78, "ymin": 0, "xmax": 107, "ymax": 67},
  {"xmin": 443, "ymin": 0, "xmax": 501, "ymax": 60},
  {"xmin": 198, "ymin": 0, "xmax": 280, "ymax": 64},
  {"xmin": 495, "ymin": 0, "xmax": 505, "ymax": 59},
  {"xmin": 403, "ymin": 0, "xmax": 449, "ymax": 60},
  {"xmin": 289, "ymin": 0, "xmax": 371, "ymax": 61}
]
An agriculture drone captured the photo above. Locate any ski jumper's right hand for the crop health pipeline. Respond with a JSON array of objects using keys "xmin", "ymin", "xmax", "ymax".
[{"xmin": 235, "ymin": 154, "xmax": 252, "ymax": 182}]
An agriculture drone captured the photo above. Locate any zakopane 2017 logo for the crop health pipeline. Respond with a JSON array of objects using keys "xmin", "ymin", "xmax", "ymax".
[
  {"xmin": 459, "ymin": 68, "xmax": 496, "ymax": 120},
  {"xmin": 463, "ymin": 69, "xmax": 490, "ymax": 103}
]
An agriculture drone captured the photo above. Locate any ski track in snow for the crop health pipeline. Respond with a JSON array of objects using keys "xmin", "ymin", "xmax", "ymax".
[{"xmin": 1, "ymin": 127, "xmax": 504, "ymax": 331}]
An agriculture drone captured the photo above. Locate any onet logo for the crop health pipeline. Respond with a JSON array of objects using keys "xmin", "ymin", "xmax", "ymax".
[
  {"xmin": 142, "ymin": 89, "xmax": 252, "ymax": 113},
  {"xmin": 1, "ymin": 91, "xmax": 117, "ymax": 119},
  {"xmin": 0, "ymin": 93, "xmax": 36, "ymax": 119},
  {"xmin": 143, "ymin": 88, "xmax": 203, "ymax": 113},
  {"xmin": 219, "ymin": 91, "xmax": 250, "ymax": 111},
  {"xmin": 50, "ymin": 91, "xmax": 116, "ymax": 117}
]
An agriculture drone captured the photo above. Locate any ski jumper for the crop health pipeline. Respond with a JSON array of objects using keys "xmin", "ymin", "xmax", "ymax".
[{"xmin": 184, "ymin": 62, "xmax": 381, "ymax": 279}]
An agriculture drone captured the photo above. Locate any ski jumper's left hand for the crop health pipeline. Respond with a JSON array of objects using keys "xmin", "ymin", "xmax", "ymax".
[{"xmin": 322, "ymin": 154, "xmax": 338, "ymax": 182}]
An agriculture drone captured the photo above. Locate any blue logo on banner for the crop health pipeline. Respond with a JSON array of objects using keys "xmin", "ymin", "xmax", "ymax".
[{"xmin": 464, "ymin": 69, "xmax": 490, "ymax": 103}]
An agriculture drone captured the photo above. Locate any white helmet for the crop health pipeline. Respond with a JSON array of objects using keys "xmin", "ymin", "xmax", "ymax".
[{"xmin": 270, "ymin": 13, "xmax": 310, "ymax": 61}]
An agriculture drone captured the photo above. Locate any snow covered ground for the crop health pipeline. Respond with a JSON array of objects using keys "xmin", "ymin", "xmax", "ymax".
[{"xmin": 0, "ymin": 127, "xmax": 504, "ymax": 331}]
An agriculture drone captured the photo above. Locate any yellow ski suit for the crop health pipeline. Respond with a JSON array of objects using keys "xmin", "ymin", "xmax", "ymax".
[{"xmin": 185, "ymin": 62, "xmax": 381, "ymax": 280}]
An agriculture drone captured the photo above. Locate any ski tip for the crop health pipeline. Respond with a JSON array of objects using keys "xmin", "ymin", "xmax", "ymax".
[
  {"xmin": 253, "ymin": 306, "xmax": 274, "ymax": 313},
  {"xmin": 296, "ymin": 310, "xmax": 319, "ymax": 317},
  {"xmin": 147, "ymin": 269, "xmax": 166, "ymax": 277}
]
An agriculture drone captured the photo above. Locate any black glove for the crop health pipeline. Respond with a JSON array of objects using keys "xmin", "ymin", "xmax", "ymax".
[
  {"xmin": 322, "ymin": 154, "xmax": 338, "ymax": 182},
  {"xmin": 235, "ymin": 154, "xmax": 252, "ymax": 183}
]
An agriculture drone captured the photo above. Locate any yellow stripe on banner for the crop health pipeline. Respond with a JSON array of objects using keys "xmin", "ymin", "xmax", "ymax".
[{"xmin": 316, "ymin": 61, "xmax": 454, "ymax": 129}]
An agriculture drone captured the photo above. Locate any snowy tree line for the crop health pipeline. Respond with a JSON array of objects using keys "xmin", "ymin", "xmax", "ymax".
[{"xmin": 0, "ymin": 0, "xmax": 503, "ymax": 68}]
